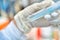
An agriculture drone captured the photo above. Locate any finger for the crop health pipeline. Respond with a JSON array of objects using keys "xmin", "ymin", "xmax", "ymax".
[{"xmin": 17, "ymin": 0, "xmax": 51, "ymax": 17}]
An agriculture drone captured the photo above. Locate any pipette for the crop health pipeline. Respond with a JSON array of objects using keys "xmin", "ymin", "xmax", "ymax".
[{"xmin": 27, "ymin": 1, "xmax": 60, "ymax": 22}]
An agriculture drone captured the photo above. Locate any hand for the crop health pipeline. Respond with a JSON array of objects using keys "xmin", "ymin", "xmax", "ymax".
[{"xmin": 14, "ymin": 0, "xmax": 52, "ymax": 40}]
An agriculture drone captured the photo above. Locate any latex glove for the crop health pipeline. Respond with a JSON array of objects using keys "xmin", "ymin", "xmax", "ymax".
[{"xmin": 14, "ymin": 0, "xmax": 52, "ymax": 34}]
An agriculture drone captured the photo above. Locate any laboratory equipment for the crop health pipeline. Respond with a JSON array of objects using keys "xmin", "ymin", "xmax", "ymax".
[{"xmin": 27, "ymin": 1, "xmax": 60, "ymax": 22}]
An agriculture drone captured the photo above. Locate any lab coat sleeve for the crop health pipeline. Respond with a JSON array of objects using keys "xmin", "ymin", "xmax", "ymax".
[{"xmin": 0, "ymin": 21, "xmax": 27, "ymax": 40}]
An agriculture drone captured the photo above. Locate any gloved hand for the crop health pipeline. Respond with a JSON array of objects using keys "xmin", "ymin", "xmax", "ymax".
[
  {"xmin": 0, "ymin": 0, "xmax": 53, "ymax": 40},
  {"xmin": 14, "ymin": 0, "xmax": 52, "ymax": 33},
  {"xmin": 14, "ymin": 1, "xmax": 53, "ymax": 40}
]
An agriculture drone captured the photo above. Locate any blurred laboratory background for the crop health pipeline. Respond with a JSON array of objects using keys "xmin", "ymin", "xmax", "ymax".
[{"xmin": 0, "ymin": 0, "xmax": 60, "ymax": 40}]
